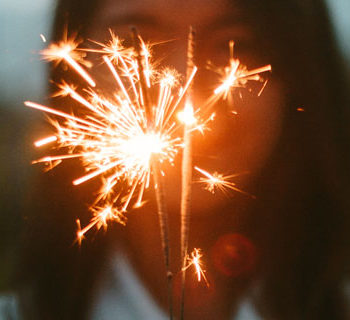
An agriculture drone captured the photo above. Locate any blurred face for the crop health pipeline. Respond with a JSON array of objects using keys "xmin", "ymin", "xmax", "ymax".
[
  {"xmin": 87, "ymin": 0, "xmax": 282, "ymax": 211},
  {"xmin": 85, "ymin": 0, "xmax": 283, "ymax": 316}
]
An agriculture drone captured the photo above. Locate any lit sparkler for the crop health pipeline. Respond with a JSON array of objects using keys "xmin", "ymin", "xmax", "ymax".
[
  {"xmin": 25, "ymin": 32, "xmax": 197, "ymax": 241},
  {"xmin": 26, "ymin": 29, "xmax": 270, "ymax": 320}
]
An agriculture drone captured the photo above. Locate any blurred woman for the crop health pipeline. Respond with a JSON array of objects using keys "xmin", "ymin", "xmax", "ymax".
[{"xmin": 18, "ymin": 0, "xmax": 350, "ymax": 319}]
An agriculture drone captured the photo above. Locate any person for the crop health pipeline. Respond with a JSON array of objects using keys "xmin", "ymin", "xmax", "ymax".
[{"xmin": 16, "ymin": 0, "xmax": 350, "ymax": 319}]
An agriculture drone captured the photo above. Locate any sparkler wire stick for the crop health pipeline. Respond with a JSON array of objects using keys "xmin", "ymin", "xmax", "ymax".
[
  {"xmin": 131, "ymin": 27, "xmax": 173, "ymax": 320},
  {"xmin": 180, "ymin": 26, "xmax": 195, "ymax": 320}
]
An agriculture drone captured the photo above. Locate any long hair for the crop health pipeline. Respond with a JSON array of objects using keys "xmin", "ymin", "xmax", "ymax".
[
  {"xmin": 241, "ymin": 2, "xmax": 350, "ymax": 319},
  {"xmin": 20, "ymin": 0, "xmax": 350, "ymax": 319}
]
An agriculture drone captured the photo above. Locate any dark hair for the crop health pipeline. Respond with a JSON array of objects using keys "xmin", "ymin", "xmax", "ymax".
[
  {"xmin": 19, "ymin": 0, "xmax": 350, "ymax": 319},
  {"xmin": 240, "ymin": 2, "xmax": 350, "ymax": 319}
]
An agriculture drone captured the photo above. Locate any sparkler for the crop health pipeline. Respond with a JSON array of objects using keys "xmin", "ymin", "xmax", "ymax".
[
  {"xmin": 26, "ymin": 31, "xmax": 267, "ymax": 238},
  {"xmin": 26, "ymin": 27, "xmax": 270, "ymax": 320},
  {"xmin": 180, "ymin": 26, "xmax": 196, "ymax": 320},
  {"xmin": 25, "ymin": 31, "xmax": 196, "ymax": 245},
  {"xmin": 26, "ymin": 28, "xmax": 202, "ymax": 320}
]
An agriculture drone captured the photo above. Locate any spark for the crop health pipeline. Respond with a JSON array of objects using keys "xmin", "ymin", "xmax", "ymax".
[
  {"xmin": 26, "ymin": 31, "xmax": 197, "ymax": 239},
  {"xmin": 76, "ymin": 204, "xmax": 127, "ymax": 244},
  {"xmin": 34, "ymin": 135, "xmax": 57, "ymax": 147},
  {"xmin": 40, "ymin": 35, "xmax": 95, "ymax": 87},
  {"xmin": 205, "ymin": 40, "xmax": 271, "ymax": 108},
  {"xmin": 183, "ymin": 248, "xmax": 209, "ymax": 286},
  {"xmin": 87, "ymin": 29, "xmax": 134, "ymax": 64},
  {"xmin": 40, "ymin": 34, "xmax": 47, "ymax": 43},
  {"xmin": 194, "ymin": 166, "xmax": 256, "ymax": 198}
]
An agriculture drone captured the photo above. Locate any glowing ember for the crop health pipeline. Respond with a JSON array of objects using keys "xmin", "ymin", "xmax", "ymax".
[
  {"xmin": 194, "ymin": 166, "xmax": 255, "ymax": 198},
  {"xmin": 205, "ymin": 40, "xmax": 271, "ymax": 108},
  {"xmin": 183, "ymin": 248, "xmax": 209, "ymax": 286}
]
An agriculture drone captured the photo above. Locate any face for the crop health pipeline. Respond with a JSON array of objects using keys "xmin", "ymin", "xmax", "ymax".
[
  {"xmin": 87, "ymin": 0, "xmax": 282, "ymax": 211},
  {"xmin": 85, "ymin": 0, "xmax": 283, "ymax": 315}
]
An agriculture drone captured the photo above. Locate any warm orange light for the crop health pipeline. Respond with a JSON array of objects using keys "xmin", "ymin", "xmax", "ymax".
[
  {"xmin": 26, "ymin": 32, "xmax": 197, "ymax": 239},
  {"xmin": 178, "ymin": 102, "xmax": 196, "ymax": 126}
]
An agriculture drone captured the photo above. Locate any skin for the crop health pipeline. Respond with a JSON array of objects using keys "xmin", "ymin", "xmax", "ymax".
[{"xmin": 86, "ymin": 0, "xmax": 284, "ymax": 318}]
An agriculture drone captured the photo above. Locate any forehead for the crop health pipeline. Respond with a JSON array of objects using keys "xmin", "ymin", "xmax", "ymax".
[{"xmin": 95, "ymin": 0, "xmax": 236, "ymax": 33}]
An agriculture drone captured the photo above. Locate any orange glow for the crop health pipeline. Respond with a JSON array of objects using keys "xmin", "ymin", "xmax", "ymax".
[{"xmin": 178, "ymin": 102, "xmax": 196, "ymax": 126}]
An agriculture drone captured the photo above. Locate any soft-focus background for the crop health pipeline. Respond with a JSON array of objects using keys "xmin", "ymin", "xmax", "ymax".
[
  {"xmin": 0, "ymin": 0, "xmax": 55, "ymax": 303},
  {"xmin": 0, "ymin": 0, "xmax": 349, "ymax": 315}
]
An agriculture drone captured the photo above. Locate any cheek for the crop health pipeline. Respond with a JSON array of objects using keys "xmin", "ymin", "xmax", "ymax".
[
  {"xmin": 195, "ymin": 79, "xmax": 283, "ymax": 171},
  {"xmin": 164, "ymin": 79, "xmax": 283, "ymax": 215}
]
